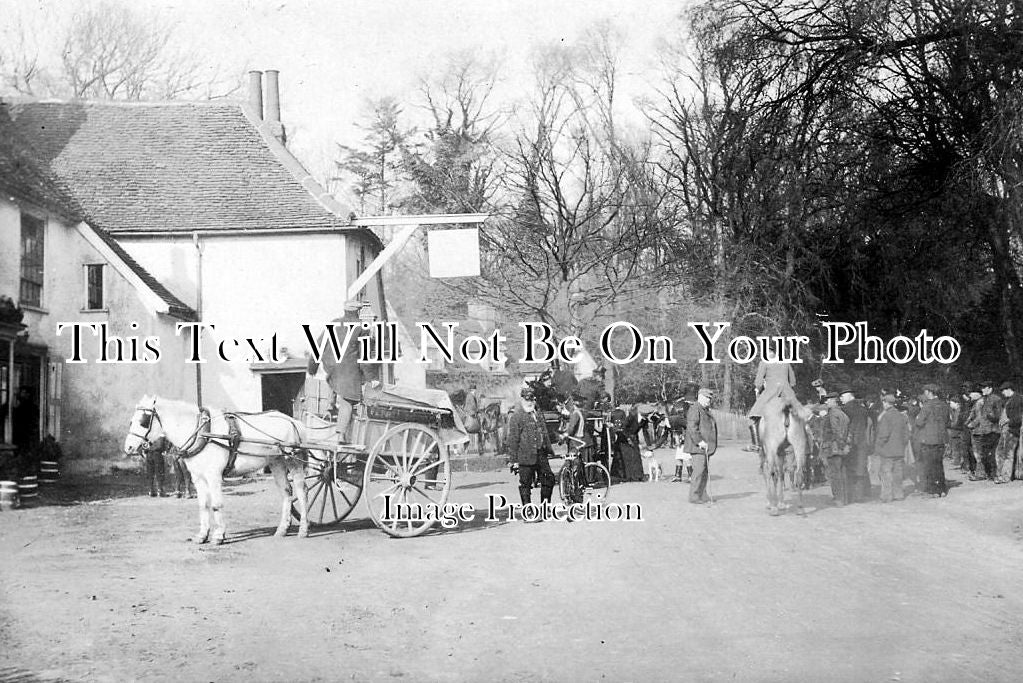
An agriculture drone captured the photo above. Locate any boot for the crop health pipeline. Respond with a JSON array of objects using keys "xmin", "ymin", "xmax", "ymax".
[
  {"xmin": 744, "ymin": 422, "xmax": 760, "ymax": 452},
  {"xmin": 671, "ymin": 465, "xmax": 683, "ymax": 483},
  {"xmin": 684, "ymin": 464, "xmax": 693, "ymax": 482}
]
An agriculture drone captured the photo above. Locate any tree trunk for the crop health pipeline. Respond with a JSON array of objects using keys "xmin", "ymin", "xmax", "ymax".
[{"xmin": 987, "ymin": 222, "xmax": 1023, "ymax": 374}]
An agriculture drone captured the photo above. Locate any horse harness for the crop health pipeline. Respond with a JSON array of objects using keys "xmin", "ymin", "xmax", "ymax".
[{"xmin": 134, "ymin": 404, "xmax": 245, "ymax": 477}]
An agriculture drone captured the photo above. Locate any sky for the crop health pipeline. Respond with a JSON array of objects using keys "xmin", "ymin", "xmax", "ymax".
[{"xmin": 5, "ymin": 0, "xmax": 689, "ymax": 183}]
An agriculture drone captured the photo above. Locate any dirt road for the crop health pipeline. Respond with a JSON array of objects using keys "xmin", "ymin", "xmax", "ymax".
[{"xmin": 3, "ymin": 444, "xmax": 1023, "ymax": 682}]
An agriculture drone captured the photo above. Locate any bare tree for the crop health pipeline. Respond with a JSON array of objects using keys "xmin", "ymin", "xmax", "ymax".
[
  {"xmin": 59, "ymin": 1, "xmax": 237, "ymax": 100},
  {"xmin": 400, "ymin": 49, "xmax": 505, "ymax": 214},
  {"xmin": 473, "ymin": 36, "xmax": 670, "ymax": 343}
]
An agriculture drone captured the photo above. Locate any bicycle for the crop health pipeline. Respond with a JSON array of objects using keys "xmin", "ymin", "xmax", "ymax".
[{"xmin": 558, "ymin": 435, "xmax": 612, "ymax": 505}]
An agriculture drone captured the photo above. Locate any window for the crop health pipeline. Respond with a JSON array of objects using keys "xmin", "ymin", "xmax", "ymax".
[
  {"xmin": 85, "ymin": 264, "xmax": 105, "ymax": 310},
  {"xmin": 20, "ymin": 213, "xmax": 45, "ymax": 307}
]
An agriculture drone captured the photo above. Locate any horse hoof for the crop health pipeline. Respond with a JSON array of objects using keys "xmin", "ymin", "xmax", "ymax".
[
  {"xmin": 212, "ymin": 536, "xmax": 224, "ymax": 546},
  {"xmin": 273, "ymin": 530, "xmax": 287, "ymax": 539},
  {"xmin": 297, "ymin": 528, "xmax": 309, "ymax": 539},
  {"xmin": 192, "ymin": 534, "xmax": 209, "ymax": 544}
]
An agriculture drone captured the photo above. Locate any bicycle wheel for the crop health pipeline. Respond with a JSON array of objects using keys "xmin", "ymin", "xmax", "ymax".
[
  {"xmin": 558, "ymin": 461, "xmax": 582, "ymax": 504},
  {"xmin": 581, "ymin": 462, "xmax": 611, "ymax": 504}
]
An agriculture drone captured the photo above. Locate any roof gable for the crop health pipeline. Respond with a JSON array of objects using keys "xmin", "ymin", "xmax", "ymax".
[{"xmin": 4, "ymin": 100, "xmax": 359, "ymax": 235}]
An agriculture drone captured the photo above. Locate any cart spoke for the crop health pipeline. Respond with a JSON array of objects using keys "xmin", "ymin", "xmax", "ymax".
[
  {"xmin": 408, "ymin": 450, "xmax": 441, "ymax": 478},
  {"xmin": 327, "ymin": 477, "xmax": 339, "ymax": 521},
  {"xmin": 409, "ymin": 431, "xmax": 424, "ymax": 469},
  {"xmin": 410, "ymin": 485, "xmax": 442, "ymax": 508},
  {"xmin": 318, "ymin": 480, "xmax": 329, "ymax": 520},
  {"xmin": 307, "ymin": 479, "xmax": 325, "ymax": 510}
]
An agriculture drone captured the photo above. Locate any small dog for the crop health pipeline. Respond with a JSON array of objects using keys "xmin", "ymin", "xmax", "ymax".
[{"xmin": 643, "ymin": 449, "xmax": 662, "ymax": 482}]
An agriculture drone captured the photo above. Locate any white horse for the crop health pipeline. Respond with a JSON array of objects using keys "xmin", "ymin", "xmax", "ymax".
[{"xmin": 123, "ymin": 395, "xmax": 310, "ymax": 545}]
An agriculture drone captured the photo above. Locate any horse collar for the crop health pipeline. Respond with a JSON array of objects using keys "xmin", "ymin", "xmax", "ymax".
[{"xmin": 179, "ymin": 407, "xmax": 212, "ymax": 458}]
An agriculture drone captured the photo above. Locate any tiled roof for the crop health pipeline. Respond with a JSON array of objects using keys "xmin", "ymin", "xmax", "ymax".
[
  {"xmin": 0, "ymin": 105, "xmax": 80, "ymax": 218},
  {"xmin": 3, "ymin": 99, "xmax": 365, "ymax": 236},
  {"xmin": 1, "ymin": 103, "xmax": 195, "ymax": 319}
]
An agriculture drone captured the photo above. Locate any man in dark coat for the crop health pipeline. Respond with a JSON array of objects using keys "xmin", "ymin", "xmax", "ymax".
[
  {"xmin": 967, "ymin": 380, "xmax": 1002, "ymax": 481},
  {"xmin": 506, "ymin": 387, "xmax": 556, "ymax": 512},
  {"xmin": 916, "ymin": 383, "xmax": 950, "ymax": 496},
  {"xmin": 875, "ymin": 394, "xmax": 909, "ymax": 502},
  {"xmin": 685, "ymin": 388, "xmax": 718, "ymax": 504},
  {"xmin": 308, "ymin": 301, "xmax": 379, "ymax": 440},
  {"xmin": 811, "ymin": 392, "xmax": 851, "ymax": 506},
  {"xmin": 996, "ymin": 380, "xmax": 1022, "ymax": 483},
  {"xmin": 839, "ymin": 388, "xmax": 871, "ymax": 501},
  {"xmin": 947, "ymin": 394, "xmax": 969, "ymax": 471}
]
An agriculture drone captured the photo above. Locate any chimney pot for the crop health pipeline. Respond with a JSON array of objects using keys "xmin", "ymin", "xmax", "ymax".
[
  {"xmin": 264, "ymin": 69, "xmax": 286, "ymax": 144},
  {"xmin": 248, "ymin": 70, "xmax": 263, "ymax": 120},
  {"xmin": 265, "ymin": 69, "xmax": 281, "ymax": 124}
]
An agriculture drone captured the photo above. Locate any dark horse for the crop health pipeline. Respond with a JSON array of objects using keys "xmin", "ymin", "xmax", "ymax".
[
  {"xmin": 758, "ymin": 396, "xmax": 811, "ymax": 516},
  {"xmin": 479, "ymin": 402, "xmax": 503, "ymax": 454}
]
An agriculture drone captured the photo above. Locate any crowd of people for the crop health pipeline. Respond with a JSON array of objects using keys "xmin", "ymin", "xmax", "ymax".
[
  {"xmin": 761, "ymin": 373, "xmax": 1023, "ymax": 506},
  {"xmin": 459, "ymin": 348, "xmax": 1023, "ymax": 516}
]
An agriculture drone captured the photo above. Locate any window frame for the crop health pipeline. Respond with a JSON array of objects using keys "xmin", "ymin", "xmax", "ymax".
[
  {"xmin": 19, "ymin": 212, "xmax": 45, "ymax": 309},
  {"xmin": 83, "ymin": 263, "xmax": 106, "ymax": 312}
]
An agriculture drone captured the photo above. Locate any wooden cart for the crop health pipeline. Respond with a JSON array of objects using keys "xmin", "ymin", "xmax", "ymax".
[{"xmin": 291, "ymin": 383, "xmax": 469, "ymax": 538}]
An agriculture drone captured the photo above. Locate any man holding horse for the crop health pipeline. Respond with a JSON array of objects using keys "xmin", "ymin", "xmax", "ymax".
[{"xmin": 684, "ymin": 388, "xmax": 718, "ymax": 505}]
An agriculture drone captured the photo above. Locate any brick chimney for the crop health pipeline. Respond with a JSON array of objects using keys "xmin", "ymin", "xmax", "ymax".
[
  {"xmin": 264, "ymin": 69, "xmax": 286, "ymax": 144},
  {"xmin": 248, "ymin": 70, "xmax": 263, "ymax": 119}
]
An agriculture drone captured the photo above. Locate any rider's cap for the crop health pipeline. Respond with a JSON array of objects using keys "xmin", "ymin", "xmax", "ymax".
[
  {"xmin": 1001, "ymin": 379, "xmax": 1016, "ymax": 391},
  {"xmin": 981, "ymin": 379, "xmax": 995, "ymax": 389},
  {"xmin": 823, "ymin": 391, "xmax": 840, "ymax": 400},
  {"xmin": 838, "ymin": 387, "xmax": 855, "ymax": 397}
]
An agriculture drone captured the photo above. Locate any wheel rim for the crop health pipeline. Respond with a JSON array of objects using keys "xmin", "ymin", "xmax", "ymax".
[
  {"xmin": 292, "ymin": 449, "xmax": 363, "ymax": 526},
  {"xmin": 582, "ymin": 462, "xmax": 611, "ymax": 504},
  {"xmin": 363, "ymin": 424, "xmax": 451, "ymax": 538}
]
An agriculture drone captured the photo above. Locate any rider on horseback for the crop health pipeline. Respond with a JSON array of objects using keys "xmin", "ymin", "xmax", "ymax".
[{"xmin": 747, "ymin": 346, "xmax": 804, "ymax": 451}]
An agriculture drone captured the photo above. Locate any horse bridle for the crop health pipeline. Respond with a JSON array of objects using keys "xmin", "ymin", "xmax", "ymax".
[{"xmin": 130, "ymin": 405, "xmax": 162, "ymax": 447}]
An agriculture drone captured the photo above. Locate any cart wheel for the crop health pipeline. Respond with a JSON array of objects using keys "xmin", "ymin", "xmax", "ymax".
[
  {"xmin": 363, "ymin": 423, "xmax": 450, "ymax": 538},
  {"xmin": 292, "ymin": 448, "xmax": 363, "ymax": 526}
]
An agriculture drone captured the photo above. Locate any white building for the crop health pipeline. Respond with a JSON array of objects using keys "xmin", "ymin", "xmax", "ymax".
[{"xmin": 1, "ymin": 72, "xmax": 386, "ymax": 471}]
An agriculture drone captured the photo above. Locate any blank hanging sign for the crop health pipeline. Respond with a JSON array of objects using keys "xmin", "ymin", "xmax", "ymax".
[{"xmin": 427, "ymin": 227, "xmax": 481, "ymax": 277}]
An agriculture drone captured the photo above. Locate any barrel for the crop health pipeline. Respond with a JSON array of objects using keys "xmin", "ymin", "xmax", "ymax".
[
  {"xmin": 39, "ymin": 460, "xmax": 59, "ymax": 484},
  {"xmin": 18, "ymin": 475, "xmax": 38, "ymax": 505},
  {"xmin": 0, "ymin": 480, "xmax": 19, "ymax": 510}
]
